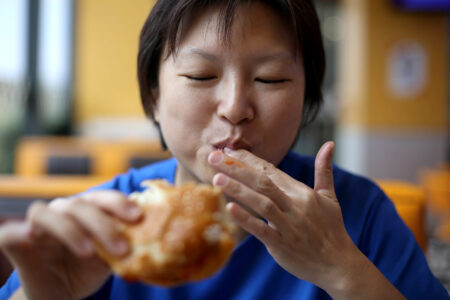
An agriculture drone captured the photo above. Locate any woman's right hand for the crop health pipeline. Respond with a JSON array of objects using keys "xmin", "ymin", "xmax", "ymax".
[{"xmin": 0, "ymin": 190, "xmax": 142, "ymax": 300}]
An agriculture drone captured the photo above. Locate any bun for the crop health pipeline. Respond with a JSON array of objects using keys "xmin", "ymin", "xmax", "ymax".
[{"xmin": 97, "ymin": 180, "xmax": 236, "ymax": 286}]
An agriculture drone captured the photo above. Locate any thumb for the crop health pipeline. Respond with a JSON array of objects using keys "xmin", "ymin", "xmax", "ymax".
[
  {"xmin": 314, "ymin": 141, "xmax": 336, "ymax": 197},
  {"xmin": 0, "ymin": 221, "xmax": 32, "ymax": 249}
]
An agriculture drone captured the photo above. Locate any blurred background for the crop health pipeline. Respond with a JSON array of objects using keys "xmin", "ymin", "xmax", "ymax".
[{"xmin": 0, "ymin": 0, "xmax": 449, "ymax": 291}]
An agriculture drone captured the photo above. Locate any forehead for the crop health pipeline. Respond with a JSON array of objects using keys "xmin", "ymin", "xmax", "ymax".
[{"xmin": 168, "ymin": 2, "xmax": 299, "ymax": 60}]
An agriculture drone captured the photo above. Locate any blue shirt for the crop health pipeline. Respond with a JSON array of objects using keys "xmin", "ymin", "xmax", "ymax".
[{"xmin": 1, "ymin": 152, "xmax": 448, "ymax": 299}]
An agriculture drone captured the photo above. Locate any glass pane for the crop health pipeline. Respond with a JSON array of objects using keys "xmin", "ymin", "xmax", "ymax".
[
  {"xmin": 37, "ymin": 0, "xmax": 73, "ymax": 132},
  {"xmin": 0, "ymin": 0, "xmax": 27, "ymax": 173}
]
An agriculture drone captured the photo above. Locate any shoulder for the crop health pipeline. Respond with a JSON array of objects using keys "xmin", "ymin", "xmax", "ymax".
[
  {"xmin": 88, "ymin": 158, "xmax": 177, "ymax": 195},
  {"xmin": 0, "ymin": 270, "xmax": 20, "ymax": 299}
]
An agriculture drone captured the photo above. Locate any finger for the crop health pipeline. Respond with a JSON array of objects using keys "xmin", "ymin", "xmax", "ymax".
[
  {"xmin": 27, "ymin": 201, "xmax": 95, "ymax": 257},
  {"xmin": 208, "ymin": 150, "xmax": 290, "ymax": 211},
  {"xmin": 213, "ymin": 173, "xmax": 290, "ymax": 232},
  {"xmin": 314, "ymin": 141, "xmax": 336, "ymax": 197},
  {"xmin": 223, "ymin": 148, "xmax": 308, "ymax": 192},
  {"xmin": 226, "ymin": 202, "xmax": 280, "ymax": 246},
  {"xmin": 0, "ymin": 222, "xmax": 32, "ymax": 249},
  {"xmin": 49, "ymin": 199, "xmax": 129, "ymax": 256},
  {"xmin": 79, "ymin": 190, "xmax": 142, "ymax": 221}
]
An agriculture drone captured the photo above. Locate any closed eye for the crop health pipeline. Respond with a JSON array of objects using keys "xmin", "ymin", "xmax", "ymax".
[
  {"xmin": 255, "ymin": 78, "xmax": 288, "ymax": 84},
  {"xmin": 185, "ymin": 75, "xmax": 216, "ymax": 81}
]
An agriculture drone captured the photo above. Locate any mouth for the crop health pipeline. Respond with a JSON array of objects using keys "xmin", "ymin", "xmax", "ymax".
[{"xmin": 212, "ymin": 138, "xmax": 251, "ymax": 151}]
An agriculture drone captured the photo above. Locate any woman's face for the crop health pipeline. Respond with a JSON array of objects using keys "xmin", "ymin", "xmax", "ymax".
[{"xmin": 154, "ymin": 2, "xmax": 305, "ymax": 184}]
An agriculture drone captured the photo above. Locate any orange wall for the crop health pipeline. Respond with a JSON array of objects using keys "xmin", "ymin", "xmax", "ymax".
[
  {"xmin": 74, "ymin": 0, "xmax": 155, "ymax": 123},
  {"xmin": 340, "ymin": 0, "xmax": 448, "ymax": 131}
]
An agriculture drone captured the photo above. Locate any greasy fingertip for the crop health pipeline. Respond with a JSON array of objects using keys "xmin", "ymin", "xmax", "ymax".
[
  {"xmin": 213, "ymin": 173, "xmax": 229, "ymax": 187},
  {"xmin": 208, "ymin": 151, "xmax": 224, "ymax": 165},
  {"xmin": 223, "ymin": 147, "xmax": 237, "ymax": 157}
]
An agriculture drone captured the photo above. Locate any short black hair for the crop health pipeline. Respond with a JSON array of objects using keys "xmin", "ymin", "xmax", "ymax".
[{"xmin": 138, "ymin": 0, "xmax": 325, "ymax": 127}]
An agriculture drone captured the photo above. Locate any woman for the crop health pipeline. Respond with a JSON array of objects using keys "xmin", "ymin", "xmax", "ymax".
[{"xmin": 0, "ymin": 0, "xmax": 447, "ymax": 299}]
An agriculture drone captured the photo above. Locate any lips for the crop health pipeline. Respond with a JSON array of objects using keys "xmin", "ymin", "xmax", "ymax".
[{"xmin": 212, "ymin": 138, "xmax": 251, "ymax": 151}]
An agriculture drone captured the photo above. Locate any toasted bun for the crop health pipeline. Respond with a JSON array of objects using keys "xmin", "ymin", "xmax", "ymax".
[{"xmin": 96, "ymin": 180, "xmax": 236, "ymax": 286}]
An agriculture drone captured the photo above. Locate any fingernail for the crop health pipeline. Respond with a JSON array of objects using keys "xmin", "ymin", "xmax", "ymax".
[
  {"xmin": 127, "ymin": 205, "xmax": 141, "ymax": 219},
  {"xmin": 113, "ymin": 239, "xmax": 129, "ymax": 255},
  {"xmin": 224, "ymin": 147, "xmax": 234, "ymax": 155},
  {"xmin": 214, "ymin": 174, "xmax": 228, "ymax": 186},
  {"xmin": 17, "ymin": 223, "xmax": 32, "ymax": 236},
  {"xmin": 328, "ymin": 141, "xmax": 335, "ymax": 153},
  {"xmin": 209, "ymin": 151, "xmax": 223, "ymax": 165},
  {"xmin": 79, "ymin": 239, "xmax": 94, "ymax": 255}
]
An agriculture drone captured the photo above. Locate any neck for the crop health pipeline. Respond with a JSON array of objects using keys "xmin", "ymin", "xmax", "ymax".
[{"xmin": 174, "ymin": 163, "xmax": 200, "ymax": 185}]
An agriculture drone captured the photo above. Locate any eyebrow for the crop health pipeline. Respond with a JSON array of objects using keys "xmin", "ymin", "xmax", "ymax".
[
  {"xmin": 253, "ymin": 52, "xmax": 295, "ymax": 64},
  {"xmin": 179, "ymin": 48, "xmax": 295, "ymax": 64},
  {"xmin": 179, "ymin": 48, "xmax": 220, "ymax": 62}
]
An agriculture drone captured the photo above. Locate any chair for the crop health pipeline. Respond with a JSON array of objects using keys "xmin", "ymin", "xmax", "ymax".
[
  {"xmin": 14, "ymin": 136, "xmax": 171, "ymax": 177},
  {"xmin": 377, "ymin": 180, "xmax": 427, "ymax": 251},
  {"xmin": 420, "ymin": 167, "xmax": 450, "ymax": 243}
]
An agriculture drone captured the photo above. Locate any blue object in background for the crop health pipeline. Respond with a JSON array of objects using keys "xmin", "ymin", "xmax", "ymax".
[{"xmin": 393, "ymin": 0, "xmax": 450, "ymax": 11}]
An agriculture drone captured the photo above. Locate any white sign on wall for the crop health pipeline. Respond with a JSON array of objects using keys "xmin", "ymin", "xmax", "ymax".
[{"xmin": 387, "ymin": 41, "xmax": 428, "ymax": 99}]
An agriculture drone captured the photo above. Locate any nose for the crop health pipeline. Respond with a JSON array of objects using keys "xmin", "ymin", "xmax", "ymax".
[{"xmin": 216, "ymin": 77, "xmax": 255, "ymax": 125}]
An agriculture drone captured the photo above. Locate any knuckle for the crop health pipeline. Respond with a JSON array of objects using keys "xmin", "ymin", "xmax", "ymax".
[
  {"xmin": 83, "ymin": 190, "xmax": 127, "ymax": 207},
  {"xmin": 255, "ymin": 175, "xmax": 274, "ymax": 195},
  {"xmin": 304, "ymin": 189, "xmax": 316, "ymax": 202},
  {"xmin": 66, "ymin": 224, "xmax": 85, "ymax": 242},
  {"xmin": 49, "ymin": 197, "xmax": 76, "ymax": 212},
  {"xmin": 101, "ymin": 190, "xmax": 123, "ymax": 200},
  {"xmin": 229, "ymin": 181, "xmax": 245, "ymax": 198},
  {"xmin": 59, "ymin": 227, "xmax": 87, "ymax": 253},
  {"xmin": 78, "ymin": 191, "xmax": 99, "ymax": 203},
  {"xmin": 262, "ymin": 161, "xmax": 275, "ymax": 175},
  {"xmin": 259, "ymin": 200, "xmax": 276, "ymax": 216},
  {"xmin": 255, "ymin": 222, "xmax": 270, "ymax": 238},
  {"xmin": 53, "ymin": 216, "xmax": 86, "ymax": 244},
  {"xmin": 100, "ymin": 217, "xmax": 118, "ymax": 234},
  {"xmin": 27, "ymin": 200, "xmax": 48, "ymax": 221},
  {"xmin": 88, "ymin": 213, "xmax": 119, "ymax": 239}
]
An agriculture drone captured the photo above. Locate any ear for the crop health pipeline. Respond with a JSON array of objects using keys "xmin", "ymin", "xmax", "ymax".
[{"xmin": 151, "ymin": 87, "xmax": 160, "ymax": 122}]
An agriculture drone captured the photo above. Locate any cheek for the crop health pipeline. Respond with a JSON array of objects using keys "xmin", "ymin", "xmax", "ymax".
[
  {"xmin": 284, "ymin": 100, "xmax": 303, "ymax": 131},
  {"xmin": 267, "ymin": 107, "xmax": 301, "ymax": 144},
  {"xmin": 257, "ymin": 91, "xmax": 303, "ymax": 161},
  {"xmin": 162, "ymin": 89, "xmax": 213, "ymax": 124},
  {"xmin": 158, "ymin": 89, "xmax": 215, "ymax": 149},
  {"xmin": 263, "ymin": 91, "xmax": 303, "ymax": 134}
]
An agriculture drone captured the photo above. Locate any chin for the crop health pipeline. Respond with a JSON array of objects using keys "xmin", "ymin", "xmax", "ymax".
[
  {"xmin": 174, "ymin": 157, "xmax": 215, "ymax": 186},
  {"xmin": 198, "ymin": 164, "xmax": 216, "ymax": 184}
]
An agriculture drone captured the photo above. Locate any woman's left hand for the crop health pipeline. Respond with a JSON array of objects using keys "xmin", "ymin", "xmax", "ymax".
[{"xmin": 208, "ymin": 142, "xmax": 361, "ymax": 293}]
